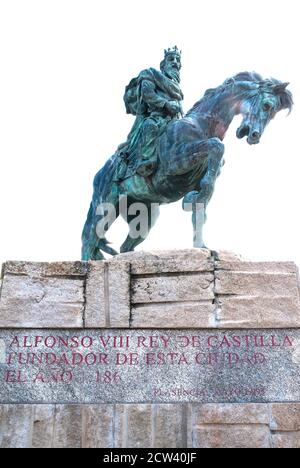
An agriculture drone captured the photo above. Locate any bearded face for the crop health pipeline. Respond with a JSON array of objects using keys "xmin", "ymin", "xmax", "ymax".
[{"xmin": 161, "ymin": 53, "xmax": 181, "ymax": 83}]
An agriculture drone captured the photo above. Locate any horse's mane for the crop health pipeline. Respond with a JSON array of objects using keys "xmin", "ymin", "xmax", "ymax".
[{"xmin": 186, "ymin": 71, "xmax": 293, "ymax": 116}]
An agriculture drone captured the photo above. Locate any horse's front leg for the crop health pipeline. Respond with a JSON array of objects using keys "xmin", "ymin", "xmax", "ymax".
[
  {"xmin": 195, "ymin": 138, "xmax": 225, "ymax": 203},
  {"xmin": 183, "ymin": 195, "xmax": 207, "ymax": 248},
  {"xmin": 120, "ymin": 203, "xmax": 160, "ymax": 253},
  {"xmin": 181, "ymin": 138, "xmax": 225, "ymax": 248}
]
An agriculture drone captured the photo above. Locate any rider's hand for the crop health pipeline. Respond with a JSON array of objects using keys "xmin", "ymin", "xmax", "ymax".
[{"xmin": 165, "ymin": 100, "xmax": 180, "ymax": 116}]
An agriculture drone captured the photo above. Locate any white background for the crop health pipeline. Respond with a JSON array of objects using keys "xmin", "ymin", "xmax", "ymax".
[{"xmin": 0, "ymin": 0, "xmax": 299, "ymax": 267}]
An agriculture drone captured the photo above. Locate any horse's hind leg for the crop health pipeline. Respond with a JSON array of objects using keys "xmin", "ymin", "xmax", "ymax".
[
  {"xmin": 120, "ymin": 203, "xmax": 160, "ymax": 253},
  {"xmin": 82, "ymin": 202, "xmax": 95, "ymax": 260}
]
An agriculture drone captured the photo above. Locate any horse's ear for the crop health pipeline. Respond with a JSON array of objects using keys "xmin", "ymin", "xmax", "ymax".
[{"xmin": 273, "ymin": 82, "xmax": 290, "ymax": 94}]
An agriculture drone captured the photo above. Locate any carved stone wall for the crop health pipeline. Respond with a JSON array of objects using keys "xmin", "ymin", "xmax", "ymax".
[{"xmin": 1, "ymin": 403, "xmax": 300, "ymax": 448}]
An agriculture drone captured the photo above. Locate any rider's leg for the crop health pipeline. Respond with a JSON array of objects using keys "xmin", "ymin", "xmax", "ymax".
[
  {"xmin": 165, "ymin": 137, "xmax": 224, "ymax": 176},
  {"xmin": 136, "ymin": 119, "xmax": 159, "ymax": 177}
]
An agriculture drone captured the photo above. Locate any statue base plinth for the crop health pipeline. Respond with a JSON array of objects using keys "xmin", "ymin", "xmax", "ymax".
[{"xmin": 0, "ymin": 250, "xmax": 300, "ymax": 448}]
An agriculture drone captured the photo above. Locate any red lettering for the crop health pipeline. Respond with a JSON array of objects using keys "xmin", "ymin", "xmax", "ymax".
[
  {"xmin": 33, "ymin": 370, "xmax": 73, "ymax": 384},
  {"xmin": 138, "ymin": 337, "xmax": 147, "ymax": 348},
  {"xmin": 5, "ymin": 370, "xmax": 27, "ymax": 383},
  {"xmin": 145, "ymin": 352, "xmax": 190, "ymax": 365},
  {"xmin": 44, "ymin": 336, "xmax": 56, "ymax": 348},
  {"xmin": 81, "ymin": 336, "xmax": 93, "ymax": 348},
  {"xmin": 60, "ymin": 371, "xmax": 73, "ymax": 383},
  {"xmin": 177, "ymin": 336, "xmax": 189, "ymax": 347},
  {"xmin": 145, "ymin": 353, "xmax": 156, "ymax": 365},
  {"xmin": 160, "ymin": 336, "xmax": 171, "ymax": 348},
  {"xmin": 271, "ymin": 335, "xmax": 281, "ymax": 347},
  {"xmin": 24, "ymin": 336, "xmax": 33, "ymax": 348},
  {"xmin": 29, "ymin": 353, "xmax": 43, "ymax": 364},
  {"xmin": 156, "ymin": 353, "xmax": 165, "ymax": 364},
  {"xmin": 85, "ymin": 353, "xmax": 97, "ymax": 365},
  {"xmin": 192, "ymin": 336, "xmax": 201, "ymax": 347},
  {"xmin": 208, "ymin": 336, "xmax": 218, "ymax": 347},
  {"xmin": 178, "ymin": 354, "xmax": 189, "ymax": 365},
  {"xmin": 33, "ymin": 372, "xmax": 47, "ymax": 383},
  {"xmin": 96, "ymin": 371, "xmax": 121, "ymax": 384},
  {"xmin": 99, "ymin": 336, "xmax": 111, "ymax": 348},
  {"xmin": 227, "ymin": 353, "xmax": 239, "ymax": 366},
  {"xmin": 16, "ymin": 353, "xmax": 27, "ymax": 364},
  {"xmin": 6, "ymin": 353, "xmax": 14, "ymax": 364},
  {"xmin": 163, "ymin": 353, "xmax": 178, "ymax": 364},
  {"xmin": 195, "ymin": 353, "xmax": 206, "ymax": 364},
  {"xmin": 9, "ymin": 336, "xmax": 20, "ymax": 348},
  {"xmin": 149, "ymin": 336, "xmax": 159, "ymax": 348},
  {"xmin": 72, "ymin": 353, "xmax": 83, "ymax": 365},
  {"xmin": 283, "ymin": 336, "xmax": 293, "ymax": 347},
  {"xmin": 232, "ymin": 336, "xmax": 241, "ymax": 347},
  {"xmin": 254, "ymin": 353, "xmax": 266, "ymax": 364},
  {"xmin": 98, "ymin": 353, "xmax": 108, "ymax": 364},
  {"xmin": 60, "ymin": 354, "xmax": 70, "ymax": 365},
  {"xmin": 70, "ymin": 336, "xmax": 80, "ymax": 348},
  {"xmin": 57, "ymin": 336, "xmax": 69, "ymax": 348},
  {"xmin": 254, "ymin": 335, "xmax": 264, "ymax": 347},
  {"xmin": 45, "ymin": 353, "xmax": 57, "ymax": 365},
  {"xmin": 220, "ymin": 336, "xmax": 231, "ymax": 348},
  {"xmin": 5, "ymin": 370, "xmax": 15, "ymax": 382},
  {"xmin": 34, "ymin": 336, "xmax": 43, "ymax": 347},
  {"xmin": 243, "ymin": 335, "xmax": 251, "ymax": 346},
  {"xmin": 113, "ymin": 336, "xmax": 130, "ymax": 348},
  {"xmin": 116, "ymin": 353, "xmax": 139, "ymax": 365},
  {"xmin": 208, "ymin": 353, "xmax": 219, "ymax": 364}
]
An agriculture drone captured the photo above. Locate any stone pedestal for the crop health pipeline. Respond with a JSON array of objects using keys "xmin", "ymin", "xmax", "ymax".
[{"xmin": 0, "ymin": 250, "xmax": 300, "ymax": 448}]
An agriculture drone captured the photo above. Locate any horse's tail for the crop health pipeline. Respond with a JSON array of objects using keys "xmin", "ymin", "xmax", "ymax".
[{"xmin": 81, "ymin": 156, "xmax": 119, "ymax": 260}]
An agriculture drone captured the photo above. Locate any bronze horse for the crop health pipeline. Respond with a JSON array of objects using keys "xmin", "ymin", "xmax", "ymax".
[{"xmin": 82, "ymin": 72, "xmax": 293, "ymax": 260}]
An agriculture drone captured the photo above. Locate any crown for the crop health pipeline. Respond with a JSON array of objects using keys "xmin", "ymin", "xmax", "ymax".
[{"xmin": 164, "ymin": 45, "xmax": 182, "ymax": 58}]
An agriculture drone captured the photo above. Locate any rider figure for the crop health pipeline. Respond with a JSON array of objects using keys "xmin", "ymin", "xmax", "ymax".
[{"xmin": 121, "ymin": 46, "xmax": 184, "ymax": 177}]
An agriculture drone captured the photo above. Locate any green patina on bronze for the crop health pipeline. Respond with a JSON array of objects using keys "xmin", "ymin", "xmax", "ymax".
[
  {"xmin": 82, "ymin": 48, "xmax": 293, "ymax": 260},
  {"xmin": 118, "ymin": 47, "xmax": 183, "ymax": 179}
]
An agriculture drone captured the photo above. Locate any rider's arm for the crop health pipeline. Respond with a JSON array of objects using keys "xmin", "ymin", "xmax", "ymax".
[{"xmin": 140, "ymin": 79, "xmax": 168, "ymax": 110}]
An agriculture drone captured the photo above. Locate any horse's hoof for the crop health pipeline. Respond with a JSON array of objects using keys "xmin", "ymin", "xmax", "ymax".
[
  {"xmin": 91, "ymin": 250, "xmax": 105, "ymax": 261},
  {"xmin": 193, "ymin": 243, "xmax": 208, "ymax": 249},
  {"xmin": 210, "ymin": 250, "xmax": 220, "ymax": 261},
  {"xmin": 106, "ymin": 247, "xmax": 119, "ymax": 256}
]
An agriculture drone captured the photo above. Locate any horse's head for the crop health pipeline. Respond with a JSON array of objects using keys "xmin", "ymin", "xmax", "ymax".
[{"xmin": 236, "ymin": 78, "xmax": 293, "ymax": 145}]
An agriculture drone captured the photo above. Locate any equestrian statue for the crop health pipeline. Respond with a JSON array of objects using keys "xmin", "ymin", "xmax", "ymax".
[{"xmin": 82, "ymin": 47, "xmax": 293, "ymax": 260}]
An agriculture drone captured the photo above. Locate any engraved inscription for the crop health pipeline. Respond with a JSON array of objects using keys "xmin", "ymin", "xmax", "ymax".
[{"xmin": 0, "ymin": 330, "xmax": 299, "ymax": 404}]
